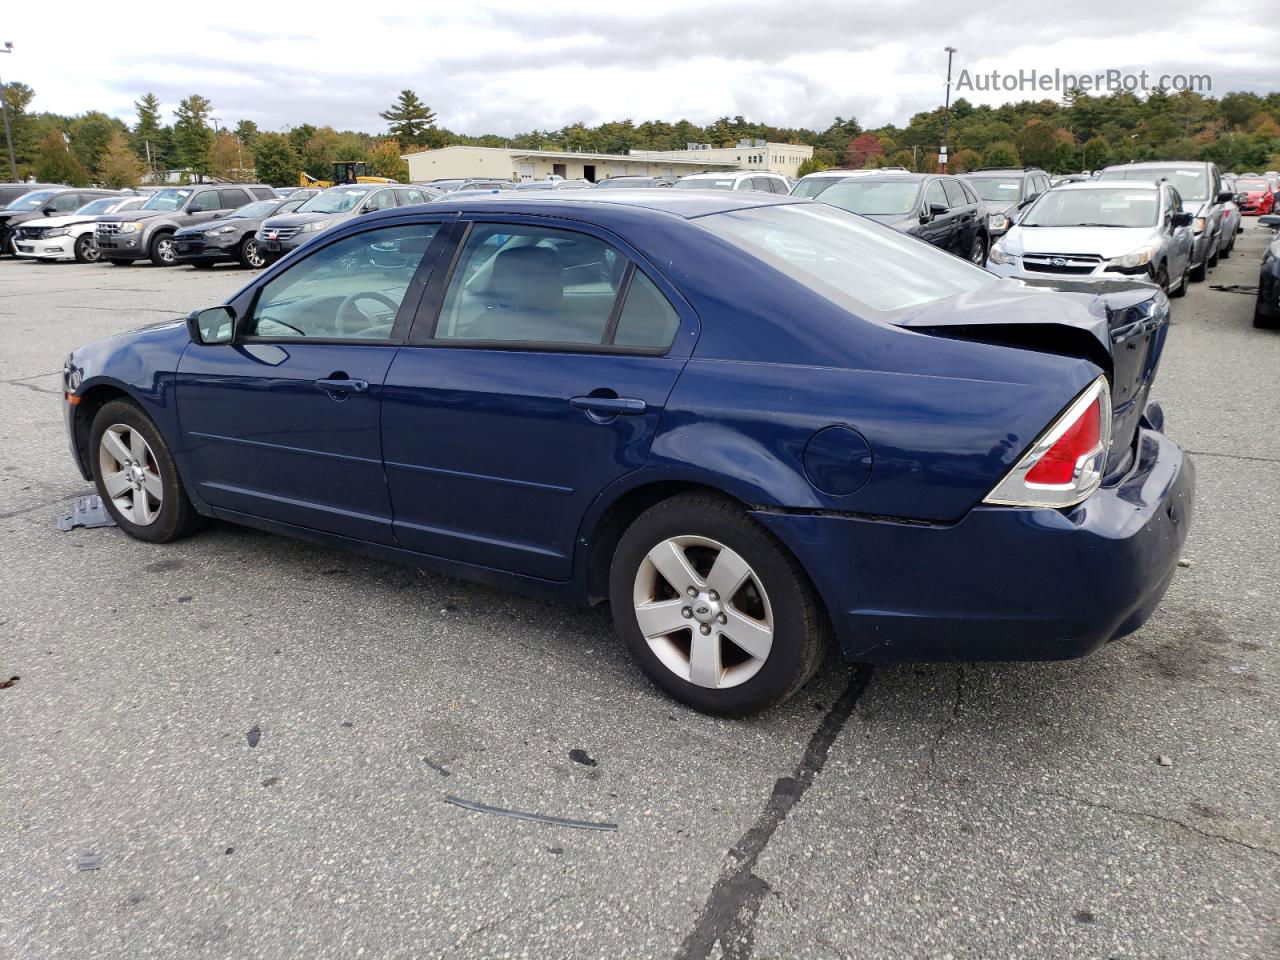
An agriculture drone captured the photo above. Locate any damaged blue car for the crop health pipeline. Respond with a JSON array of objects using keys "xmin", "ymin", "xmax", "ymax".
[{"xmin": 62, "ymin": 191, "xmax": 1193, "ymax": 715}]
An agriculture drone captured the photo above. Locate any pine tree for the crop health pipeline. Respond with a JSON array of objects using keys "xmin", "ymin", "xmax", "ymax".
[
  {"xmin": 251, "ymin": 132, "xmax": 301, "ymax": 187},
  {"xmin": 172, "ymin": 94, "xmax": 215, "ymax": 179},
  {"xmin": 97, "ymin": 130, "xmax": 145, "ymax": 188},
  {"xmin": 133, "ymin": 92, "xmax": 165, "ymax": 171},
  {"xmin": 379, "ymin": 90, "xmax": 436, "ymax": 146}
]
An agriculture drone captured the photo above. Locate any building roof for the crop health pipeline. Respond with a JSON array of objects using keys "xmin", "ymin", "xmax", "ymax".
[{"xmin": 403, "ymin": 144, "xmax": 738, "ymax": 168}]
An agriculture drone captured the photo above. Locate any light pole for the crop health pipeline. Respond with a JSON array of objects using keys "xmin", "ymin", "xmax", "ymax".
[
  {"xmin": 940, "ymin": 46, "xmax": 957, "ymax": 170},
  {"xmin": 0, "ymin": 41, "xmax": 18, "ymax": 181}
]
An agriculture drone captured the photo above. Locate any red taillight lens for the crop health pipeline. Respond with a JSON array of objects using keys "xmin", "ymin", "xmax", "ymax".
[{"xmin": 1024, "ymin": 396, "xmax": 1102, "ymax": 485}]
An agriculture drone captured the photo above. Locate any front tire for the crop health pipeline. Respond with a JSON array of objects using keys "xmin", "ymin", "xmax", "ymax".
[
  {"xmin": 608, "ymin": 494, "xmax": 828, "ymax": 716},
  {"xmin": 1207, "ymin": 240, "xmax": 1219, "ymax": 269},
  {"xmin": 149, "ymin": 232, "xmax": 177, "ymax": 267},
  {"xmin": 1154, "ymin": 264, "xmax": 1169, "ymax": 294},
  {"xmin": 968, "ymin": 233, "xmax": 988, "ymax": 266},
  {"xmin": 90, "ymin": 400, "xmax": 203, "ymax": 543},
  {"xmin": 73, "ymin": 235, "xmax": 101, "ymax": 264},
  {"xmin": 107, "ymin": 258, "xmax": 132, "ymax": 267},
  {"xmin": 239, "ymin": 235, "xmax": 267, "ymax": 269},
  {"xmin": 1170, "ymin": 262, "xmax": 1189, "ymax": 298}
]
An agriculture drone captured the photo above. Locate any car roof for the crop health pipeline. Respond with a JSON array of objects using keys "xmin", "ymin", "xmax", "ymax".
[
  {"xmin": 379, "ymin": 189, "xmax": 802, "ymax": 220},
  {"xmin": 963, "ymin": 170, "xmax": 1029, "ymax": 176},
  {"xmin": 1105, "ymin": 162, "xmax": 1210, "ymax": 170},
  {"xmin": 1055, "ymin": 180, "xmax": 1160, "ymax": 191}
]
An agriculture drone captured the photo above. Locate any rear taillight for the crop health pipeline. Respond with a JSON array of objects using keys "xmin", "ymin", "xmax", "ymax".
[{"xmin": 984, "ymin": 377, "xmax": 1112, "ymax": 508}]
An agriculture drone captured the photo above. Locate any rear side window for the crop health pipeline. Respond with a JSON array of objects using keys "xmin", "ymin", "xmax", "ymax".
[
  {"xmin": 248, "ymin": 223, "xmax": 441, "ymax": 341},
  {"xmin": 434, "ymin": 223, "xmax": 631, "ymax": 346},
  {"xmin": 958, "ymin": 180, "xmax": 979, "ymax": 204},
  {"xmin": 250, "ymin": 187, "xmax": 275, "ymax": 200},
  {"xmin": 613, "ymin": 271, "xmax": 680, "ymax": 349},
  {"xmin": 941, "ymin": 179, "xmax": 967, "ymax": 207},
  {"xmin": 219, "ymin": 188, "xmax": 251, "ymax": 208}
]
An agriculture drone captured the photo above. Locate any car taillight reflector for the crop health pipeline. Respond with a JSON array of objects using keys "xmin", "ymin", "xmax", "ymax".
[{"xmin": 984, "ymin": 377, "xmax": 1112, "ymax": 509}]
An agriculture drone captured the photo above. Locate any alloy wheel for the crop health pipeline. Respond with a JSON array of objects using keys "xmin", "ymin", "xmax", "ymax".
[
  {"xmin": 98, "ymin": 423, "xmax": 163, "ymax": 525},
  {"xmin": 631, "ymin": 535, "xmax": 774, "ymax": 689},
  {"xmin": 244, "ymin": 238, "xmax": 266, "ymax": 268},
  {"xmin": 156, "ymin": 238, "xmax": 176, "ymax": 264},
  {"xmin": 82, "ymin": 239, "xmax": 101, "ymax": 263}
]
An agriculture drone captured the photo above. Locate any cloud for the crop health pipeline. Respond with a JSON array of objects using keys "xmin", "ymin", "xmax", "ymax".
[{"xmin": 4, "ymin": 0, "xmax": 1277, "ymax": 137}]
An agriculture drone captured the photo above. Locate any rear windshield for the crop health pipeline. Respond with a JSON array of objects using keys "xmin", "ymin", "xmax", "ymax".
[
  {"xmin": 815, "ymin": 179, "xmax": 920, "ymax": 216},
  {"xmin": 674, "ymin": 178, "xmax": 734, "ymax": 190},
  {"xmin": 1021, "ymin": 188, "xmax": 1159, "ymax": 227},
  {"xmin": 1098, "ymin": 167, "xmax": 1209, "ymax": 203},
  {"xmin": 699, "ymin": 203, "xmax": 996, "ymax": 314},
  {"xmin": 596, "ymin": 178, "xmax": 653, "ymax": 188}
]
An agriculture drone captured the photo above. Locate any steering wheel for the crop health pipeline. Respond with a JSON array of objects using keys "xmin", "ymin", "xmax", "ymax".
[{"xmin": 336, "ymin": 291, "xmax": 400, "ymax": 337}]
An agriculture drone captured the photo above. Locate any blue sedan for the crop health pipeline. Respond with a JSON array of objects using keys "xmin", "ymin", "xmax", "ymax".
[{"xmin": 62, "ymin": 191, "xmax": 1193, "ymax": 715}]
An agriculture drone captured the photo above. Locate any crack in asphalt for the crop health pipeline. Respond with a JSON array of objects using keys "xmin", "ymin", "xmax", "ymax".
[
  {"xmin": 1019, "ymin": 786, "xmax": 1280, "ymax": 861},
  {"xmin": 675, "ymin": 665, "xmax": 874, "ymax": 960},
  {"xmin": 1187, "ymin": 450, "xmax": 1280, "ymax": 465}
]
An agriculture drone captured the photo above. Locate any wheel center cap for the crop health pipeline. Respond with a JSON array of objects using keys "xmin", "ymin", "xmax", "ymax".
[{"xmin": 691, "ymin": 594, "xmax": 720, "ymax": 624}]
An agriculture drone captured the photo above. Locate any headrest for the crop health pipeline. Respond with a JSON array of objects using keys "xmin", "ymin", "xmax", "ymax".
[{"xmin": 488, "ymin": 246, "xmax": 562, "ymax": 312}]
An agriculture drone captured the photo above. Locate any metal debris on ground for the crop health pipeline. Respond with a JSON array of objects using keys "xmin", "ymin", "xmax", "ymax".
[
  {"xmin": 1207, "ymin": 284, "xmax": 1259, "ymax": 296},
  {"xmin": 1178, "ymin": 558, "xmax": 1193, "ymax": 568},
  {"xmin": 77, "ymin": 851, "xmax": 103, "ymax": 871},
  {"xmin": 246, "ymin": 724, "xmax": 261, "ymax": 748},
  {"xmin": 444, "ymin": 794, "xmax": 618, "ymax": 832},
  {"xmin": 56, "ymin": 495, "xmax": 117, "ymax": 532},
  {"xmin": 0, "ymin": 676, "xmax": 18, "ymax": 690},
  {"xmin": 568, "ymin": 748, "xmax": 597, "ymax": 767},
  {"xmin": 1157, "ymin": 755, "xmax": 1174, "ymax": 767}
]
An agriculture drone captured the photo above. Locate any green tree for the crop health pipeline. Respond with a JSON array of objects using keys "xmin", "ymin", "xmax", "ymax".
[
  {"xmin": 251, "ymin": 132, "xmax": 301, "ymax": 187},
  {"xmin": 982, "ymin": 140, "xmax": 1020, "ymax": 167},
  {"xmin": 132, "ymin": 92, "xmax": 165, "ymax": 170},
  {"xmin": 379, "ymin": 89, "xmax": 436, "ymax": 146},
  {"xmin": 952, "ymin": 148, "xmax": 983, "ymax": 172},
  {"xmin": 172, "ymin": 94, "xmax": 215, "ymax": 178},
  {"xmin": 96, "ymin": 129, "xmax": 145, "ymax": 188},
  {"xmin": 33, "ymin": 129, "xmax": 90, "ymax": 186},
  {"xmin": 1082, "ymin": 136, "xmax": 1109, "ymax": 170},
  {"xmin": 233, "ymin": 119, "xmax": 259, "ymax": 150},
  {"xmin": 367, "ymin": 139, "xmax": 409, "ymax": 181},
  {"xmin": 69, "ymin": 111, "xmax": 126, "ymax": 177},
  {"xmin": 1016, "ymin": 120, "xmax": 1059, "ymax": 168},
  {"xmin": 2, "ymin": 81, "xmax": 37, "ymax": 172}
]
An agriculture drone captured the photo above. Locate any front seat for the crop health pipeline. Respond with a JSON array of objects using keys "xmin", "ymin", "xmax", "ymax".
[{"xmin": 466, "ymin": 246, "xmax": 564, "ymax": 340}]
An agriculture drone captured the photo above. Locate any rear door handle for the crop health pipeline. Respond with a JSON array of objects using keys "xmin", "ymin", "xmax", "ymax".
[
  {"xmin": 570, "ymin": 396, "xmax": 647, "ymax": 416},
  {"xmin": 315, "ymin": 378, "xmax": 369, "ymax": 395}
]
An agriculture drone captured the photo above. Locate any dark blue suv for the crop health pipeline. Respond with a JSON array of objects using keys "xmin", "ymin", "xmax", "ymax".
[{"xmin": 62, "ymin": 191, "xmax": 1192, "ymax": 715}]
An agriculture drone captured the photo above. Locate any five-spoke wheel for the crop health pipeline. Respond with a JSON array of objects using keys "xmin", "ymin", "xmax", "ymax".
[{"xmin": 98, "ymin": 423, "xmax": 163, "ymax": 525}]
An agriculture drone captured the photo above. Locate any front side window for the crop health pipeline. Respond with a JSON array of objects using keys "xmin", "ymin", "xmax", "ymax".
[
  {"xmin": 50, "ymin": 193, "xmax": 84, "ymax": 212},
  {"xmin": 924, "ymin": 180, "xmax": 948, "ymax": 210},
  {"xmin": 363, "ymin": 190, "xmax": 395, "ymax": 212},
  {"xmin": 188, "ymin": 191, "xmax": 220, "ymax": 213},
  {"xmin": 700, "ymin": 202, "xmax": 996, "ymax": 315},
  {"xmin": 435, "ymin": 223, "xmax": 645, "ymax": 347},
  {"xmin": 248, "ymin": 222, "xmax": 441, "ymax": 341}
]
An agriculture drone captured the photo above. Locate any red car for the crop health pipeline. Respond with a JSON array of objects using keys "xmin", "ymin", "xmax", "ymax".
[{"xmin": 1236, "ymin": 177, "xmax": 1275, "ymax": 215}]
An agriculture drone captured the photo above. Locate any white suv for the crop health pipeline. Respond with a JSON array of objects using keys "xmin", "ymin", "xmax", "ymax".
[
  {"xmin": 672, "ymin": 171, "xmax": 791, "ymax": 194},
  {"xmin": 14, "ymin": 196, "xmax": 147, "ymax": 263}
]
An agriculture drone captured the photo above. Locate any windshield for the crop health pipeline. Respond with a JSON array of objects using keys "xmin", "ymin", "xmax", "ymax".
[
  {"xmin": 815, "ymin": 180, "xmax": 920, "ymax": 216},
  {"xmin": 299, "ymin": 188, "xmax": 368, "ymax": 214},
  {"xmin": 674, "ymin": 178, "xmax": 734, "ymax": 190},
  {"xmin": 142, "ymin": 189, "xmax": 192, "ymax": 211},
  {"xmin": 1098, "ymin": 167, "xmax": 1208, "ymax": 203},
  {"xmin": 966, "ymin": 178, "xmax": 1022, "ymax": 203},
  {"xmin": 790, "ymin": 177, "xmax": 845, "ymax": 199},
  {"xmin": 7, "ymin": 190, "xmax": 59, "ymax": 211},
  {"xmin": 700, "ymin": 202, "xmax": 995, "ymax": 314},
  {"xmin": 76, "ymin": 197, "xmax": 119, "ymax": 216},
  {"xmin": 1021, "ymin": 188, "xmax": 1159, "ymax": 227},
  {"xmin": 230, "ymin": 200, "xmax": 278, "ymax": 219}
]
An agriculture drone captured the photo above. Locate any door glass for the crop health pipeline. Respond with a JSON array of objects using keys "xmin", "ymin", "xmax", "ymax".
[
  {"xmin": 924, "ymin": 180, "xmax": 948, "ymax": 210},
  {"xmin": 364, "ymin": 190, "xmax": 394, "ymax": 212},
  {"xmin": 612, "ymin": 271, "xmax": 680, "ymax": 349},
  {"xmin": 219, "ymin": 188, "xmax": 251, "ymax": 208},
  {"xmin": 248, "ymin": 223, "xmax": 441, "ymax": 341},
  {"xmin": 399, "ymin": 189, "xmax": 426, "ymax": 205},
  {"xmin": 51, "ymin": 193, "xmax": 83, "ymax": 212},
  {"xmin": 434, "ymin": 223, "xmax": 626, "ymax": 345},
  {"xmin": 941, "ymin": 179, "xmax": 967, "ymax": 207},
  {"xmin": 188, "ymin": 191, "xmax": 220, "ymax": 213}
]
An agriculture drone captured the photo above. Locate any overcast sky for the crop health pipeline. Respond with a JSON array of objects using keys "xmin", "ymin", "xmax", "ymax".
[{"xmin": 4, "ymin": 1, "xmax": 1278, "ymax": 137}]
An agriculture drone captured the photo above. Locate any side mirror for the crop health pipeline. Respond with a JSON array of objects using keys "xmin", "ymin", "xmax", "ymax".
[
  {"xmin": 1216, "ymin": 190, "xmax": 1235, "ymax": 203},
  {"xmin": 187, "ymin": 306, "xmax": 236, "ymax": 345},
  {"xmin": 43, "ymin": 206, "xmax": 58, "ymax": 217},
  {"xmin": 211, "ymin": 211, "xmax": 225, "ymax": 219},
  {"xmin": 1259, "ymin": 214, "xmax": 1280, "ymax": 230},
  {"xmin": 1171, "ymin": 212, "xmax": 1193, "ymax": 228}
]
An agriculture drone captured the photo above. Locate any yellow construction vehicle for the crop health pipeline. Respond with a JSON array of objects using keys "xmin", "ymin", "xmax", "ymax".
[{"xmin": 298, "ymin": 161, "xmax": 397, "ymax": 189}]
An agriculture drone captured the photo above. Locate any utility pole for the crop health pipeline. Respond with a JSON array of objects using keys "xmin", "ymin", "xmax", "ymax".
[
  {"xmin": 940, "ymin": 46, "xmax": 957, "ymax": 171},
  {"xmin": 0, "ymin": 42, "xmax": 18, "ymax": 181}
]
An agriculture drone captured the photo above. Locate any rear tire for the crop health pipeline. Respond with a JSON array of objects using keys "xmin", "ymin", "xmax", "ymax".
[
  {"xmin": 608, "ymin": 493, "xmax": 828, "ymax": 716},
  {"xmin": 149, "ymin": 232, "xmax": 177, "ymax": 267},
  {"xmin": 73, "ymin": 235, "xmax": 101, "ymax": 264},
  {"xmin": 89, "ymin": 400, "xmax": 204, "ymax": 544},
  {"xmin": 1189, "ymin": 259, "xmax": 1206, "ymax": 282},
  {"xmin": 1207, "ymin": 241, "xmax": 1219, "ymax": 269}
]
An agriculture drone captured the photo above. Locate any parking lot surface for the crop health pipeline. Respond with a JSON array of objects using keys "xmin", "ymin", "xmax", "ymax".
[{"xmin": 1, "ymin": 230, "xmax": 1277, "ymax": 959}]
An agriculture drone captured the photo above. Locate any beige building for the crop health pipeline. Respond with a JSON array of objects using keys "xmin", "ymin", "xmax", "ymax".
[{"xmin": 402, "ymin": 139, "xmax": 813, "ymax": 184}]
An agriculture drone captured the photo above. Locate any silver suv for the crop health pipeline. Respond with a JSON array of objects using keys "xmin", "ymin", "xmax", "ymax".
[
  {"xmin": 672, "ymin": 171, "xmax": 791, "ymax": 194},
  {"xmin": 1096, "ymin": 161, "xmax": 1231, "ymax": 281},
  {"xmin": 987, "ymin": 180, "xmax": 1195, "ymax": 295},
  {"xmin": 95, "ymin": 183, "xmax": 276, "ymax": 266}
]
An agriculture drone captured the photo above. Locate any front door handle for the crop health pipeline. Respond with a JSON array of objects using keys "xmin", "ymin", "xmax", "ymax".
[
  {"xmin": 316, "ymin": 377, "xmax": 369, "ymax": 395},
  {"xmin": 569, "ymin": 395, "xmax": 647, "ymax": 416}
]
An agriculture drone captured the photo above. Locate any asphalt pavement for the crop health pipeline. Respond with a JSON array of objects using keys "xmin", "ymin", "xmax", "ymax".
[{"xmin": 1, "ymin": 225, "xmax": 1276, "ymax": 959}]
